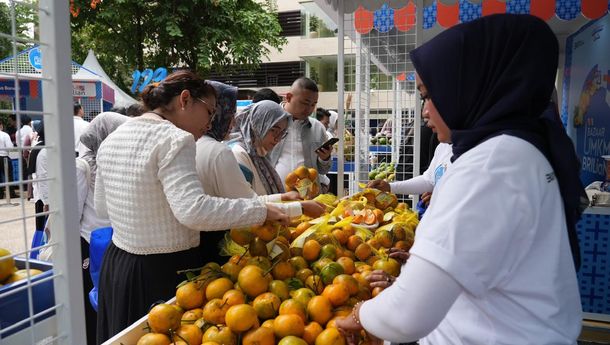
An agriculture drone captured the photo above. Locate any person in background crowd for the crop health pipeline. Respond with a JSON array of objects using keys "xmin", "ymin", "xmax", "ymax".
[
  {"xmin": 316, "ymin": 107, "xmax": 331, "ymax": 134},
  {"xmin": 73, "ymin": 103, "xmax": 90, "ymax": 156},
  {"xmin": 94, "ymin": 71, "xmax": 288, "ymax": 343},
  {"xmin": 30, "ymin": 121, "xmax": 48, "ymax": 232},
  {"xmin": 253, "ymin": 87, "xmax": 282, "ymax": 104},
  {"xmin": 0, "ymin": 122, "xmax": 16, "ymax": 199},
  {"xmin": 126, "ymin": 102, "xmax": 146, "ymax": 117},
  {"xmin": 327, "ymin": 110, "xmax": 339, "ymax": 138},
  {"xmin": 77, "ymin": 112, "xmax": 130, "ymax": 345},
  {"xmin": 270, "ymin": 77, "xmax": 331, "ymax": 189},
  {"xmin": 108, "ymin": 106, "xmax": 127, "ymax": 115},
  {"xmin": 336, "ymin": 14, "xmax": 584, "ymax": 345},
  {"xmin": 195, "ymin": 82, "xmax": 324, "ymax": 263}
]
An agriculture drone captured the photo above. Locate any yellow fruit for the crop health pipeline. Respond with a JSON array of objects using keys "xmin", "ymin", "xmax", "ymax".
[
  {"xmin": 285, "ymin": 172, "xmax": 299, "ymax": 187},
  {"xmin": 294, "ymin": 166, "xmax": 310, "ymax": 179},
  {"xmin": 206, "ymin": 277, "xmax": 234, "ymax": 301},
  {"xmin": 225, "ymin": 304, "xmax": 259, "ymax": 333},
  {"xmin": 202, "ymin": 298, "xmax": 230, "ymax": 325},
  {"xmin": 302, "ymin": 321, "xmax": 323, "ymax": 345},
  {"xmin": 238, "ymin": 265, "xmax": 269, "ymax": 298},
  {"xmin": 136, "ymin": 333, "xmax": 171, "ymax": 345},
  {"xmin": 222, "ymin": 289, "xmax": 246, "ymax": 307},
  {"xmin": 306, "ymin": 296, "xmax": 332, "ymax": 326},
  {"xmin": 0, "ymin": 248, "xmax": 15, "ymax": 282},
  {"xmin": 279, "ymin": 299, "xmax": 307, "ymax": 323},
  {"xmin": 252, "ymin": 292, "xmax": 281, "ymax": 320},
  {"xmin": 278, "ymin": 336, "xmax": 308, "ymax": 345},
  {"xmin": 4, "ymin": 269, "xmax": 43, "ymax": 284},
  {"xmin": 181, "ymin": 308, "xmax": 203, "ymax": 323},
  {"xmin": 315, "ymin": 328, "xmax": 345, "ymax": 345},
  {"xmin": 176, "ymin": 282, "xmax": 205, "ymax": 310},
  {"xmin": 148, "ymin": 304, "xmax": 182, "ymax": 334},
  {"xmin": 203, "ymin": 326, "xmax": 236, "ymax": 345},
  {"xmin": 308, "ymin": 168, "xmax": 318, "ymax": 181}
]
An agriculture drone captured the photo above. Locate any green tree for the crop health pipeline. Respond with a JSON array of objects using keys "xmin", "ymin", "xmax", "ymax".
[
  {"xmin": 70, "ymin": 0, "xmax": 287, "ymax": 94},
  {"xmin": 0, "ymin": 1, "xmax": 38, "ymax": 61}
]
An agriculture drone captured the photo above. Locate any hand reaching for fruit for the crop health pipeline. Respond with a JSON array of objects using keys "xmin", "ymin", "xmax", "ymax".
[
  {"xmin": 388, "ymin": 247, "xmax": 410, "ymax": 265},
  {"xmin": 366, "ymin": 269, "xmax": 396, "ymax": 289},
  {"xmin": 366, "ymin": 180, "xmax": 391, "ymax": 193},
  {"xmin": 264, "ymin": 203, "xmax": 289, "ymax": 226},
  {"xmin": 281, "ymin": 190, "xmax": 302, "ymax": 201},
  {"xmin": 299, "ymin": 200, "xmax": 326, "ymax": 218},
  {"xmin": 285, "ymin": 166, "xmax": 320, "ymax": 199}
]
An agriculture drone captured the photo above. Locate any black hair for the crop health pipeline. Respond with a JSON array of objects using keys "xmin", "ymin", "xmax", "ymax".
[
  {"xmin": 20, "ymin": 114, "xmax": 31, "ymax": 125},
  {"xmin": 109, "ymin": 106, "xmax": 127, "ymax": 115},
  {"xmin": 316, "ymin": 108, "xmax": 331, "ymax": 121},
  {"xmin": 74, "ymin": 103, "xmax": 82, "ymax": 116},
  {"xmin": 126, "ymin": 103, "xmax": 146, "ymax": 117},
  {"xmin": 293, "ymin": 77, "xmax": 319, "ymax": 93},
  {"xmin": 253, "ymin": 88, "xmax": 282, "ymax": 104},
  {"xmin": 140, "ymin": 70, "xmax": 217, "ymax": 111}
]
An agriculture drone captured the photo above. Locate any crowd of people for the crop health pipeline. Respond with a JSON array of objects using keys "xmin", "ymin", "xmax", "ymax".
[{"xmin": 0, "ymin": 13, "xmax": 587, "ymax": 345}]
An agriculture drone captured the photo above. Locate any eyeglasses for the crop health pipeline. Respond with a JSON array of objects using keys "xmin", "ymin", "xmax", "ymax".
[
  {"xmin": 196, "ymin": 97, "xmax": 217, "ymax": 122},
  {"xmin": 420, "ymin": 94, "xmax": 430, "ymax": 119},
  {"xmin": 268, "ymin": 126, "xmax": 288, "ymax": 140}
]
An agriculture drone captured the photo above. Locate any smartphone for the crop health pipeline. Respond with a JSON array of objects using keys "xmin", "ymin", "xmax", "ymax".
[{"xmin": 316, "ymin": 137, "xmax": 339, "ymax": 152}]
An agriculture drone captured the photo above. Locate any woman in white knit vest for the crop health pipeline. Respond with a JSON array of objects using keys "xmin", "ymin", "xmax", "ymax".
[{"xmin": 94, "ymin": 70, "xmax": 289, "ymax": 343}]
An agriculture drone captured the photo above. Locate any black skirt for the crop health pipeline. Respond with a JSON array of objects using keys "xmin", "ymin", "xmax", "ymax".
[
  {"xmin": 199, "ymin": 230, "xmax": 228, "ymax": 264},
  {"xmin": 95, "ymin": 242, "xmax": 200, "ymax": 344}
]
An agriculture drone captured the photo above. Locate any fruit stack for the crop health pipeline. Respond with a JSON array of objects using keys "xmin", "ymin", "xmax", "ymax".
[
  {"xmin": 285, "ymin": 166, "xmax": 320, "ymax": 200},
  {"xmin": 368, "ymin": 162, "xmax": 395, "ymax": 182},
  {"xmin": 0, "ymin": 248, "xmax": 43, "ymax": 287},
  {"xmin": 135, "ymin": 189, "xmax": 419, "ymax": 345}
]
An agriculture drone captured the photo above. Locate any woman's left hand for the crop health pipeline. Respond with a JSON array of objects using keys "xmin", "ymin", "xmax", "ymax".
[
  {"xmin": 300, "ymin": 200, "xmax": 326, "ymax": 218},
  {"xmin": 366, "ymin": 269, "xmax": 396, "ymax": 289}
]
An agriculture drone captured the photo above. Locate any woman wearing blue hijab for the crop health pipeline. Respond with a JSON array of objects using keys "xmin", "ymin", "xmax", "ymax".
[{"xmin": 336, "ymin": 14, "xmax": 584, "ymax": 345}]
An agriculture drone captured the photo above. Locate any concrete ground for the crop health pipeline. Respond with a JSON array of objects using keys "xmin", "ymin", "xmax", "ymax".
[{"xmin": 0, "ymin": 197, "xmax": 36, "ymax": 257}]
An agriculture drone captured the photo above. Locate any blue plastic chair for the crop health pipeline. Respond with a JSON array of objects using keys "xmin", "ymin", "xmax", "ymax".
[{"xmin": 88, "ymin": 226, "xmax": 113, "ymax": 311}]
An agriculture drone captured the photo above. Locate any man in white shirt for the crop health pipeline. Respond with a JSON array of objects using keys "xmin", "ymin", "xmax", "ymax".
[
  {"xmin": 0, "ymin": 122, "xmax": 16, "ymax": 199},
  {"xmin": 73, "ymin": 103, "xmax": 90, "ymax": 157},
  {"xmin": 268, "ymin": 77, "xmax": 332, "ymax": 188}
]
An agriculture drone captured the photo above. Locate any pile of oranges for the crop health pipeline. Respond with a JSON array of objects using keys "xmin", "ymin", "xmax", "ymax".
[
  {"xmin": 285, "ymin": 166, "xmax": 319, "ymax": 200},
  {"xmin": 136, "ymin": 191, "xmax": 417, "ymax": 345}
]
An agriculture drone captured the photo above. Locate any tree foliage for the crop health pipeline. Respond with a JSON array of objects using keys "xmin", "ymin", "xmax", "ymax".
[
  {"xmin": 70, "ymin": 0, "xmax": 287, "ymax": 94},
  {"xmin": 0, "ymin": 1, "xmax": 38, "ymax": 60}
]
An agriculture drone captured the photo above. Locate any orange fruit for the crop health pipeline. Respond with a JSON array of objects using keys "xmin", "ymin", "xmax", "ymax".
[
  {"xmin": 342, "ymin": 224, "xmax": 355, "ymax": 237},
  {"xmin": 278, "ymin": 335, "xmax": 308, "ymax": 345},
  {"xmin": 247, "ymin": 256, "xmax": 272, "ymax": 271},
  {"xmin": 289, "ymin": 256, "xmax": 309, "ymax": 272},
  {"xmin": 136, "ymin": 333, "xmax": 171, "ymax": 345},
  {"xmin": 175, "ymin": 324, "xmax": 203, "ymax": 345},
  {"xmin": 375, "ymin": 230, "xmax": 393, "ymax": 248},
  {"xmin": 373, "ymin": 209, "xmax": 384, "ymax": 223},
  {"xmin": 225, "ymin": 304, "xmax": 259, "ymax": 333},
  {"xmin": 302, "ymin": 240, "xmax": 321, "ymax": 261},
  {"xmin": 295, "ymin": 166, "xmax": 310, "ymax": 179},
  {"xmin": 254, "ymin": 223, "xmax": 278, "ymax": 242},
  {"xmin": 176, "ymin": 282, "xmax": 205, "ymax": 310},
  {"xmin": 202, "ymin": 298, "xmax": 230, "ymax": 325},
  {"xmin": 243, "ymin": 326, "xmax": 275, "ymax": 345},
  {"xmin": 372, "ymin": 286, "xmax": 384, "ymax": 297},
  {"xmin": 202, "ymin": 326, "xmax": 237, "ymax": 345},
  {"xmin": 290, "ymin": 288, "xmax": 316, "ymax": 308},
  {"xmin": 335, "ymin": 257, "xmax": 355, "ymax": 275},
  {"xmin": 306, "ymin": 295, "xmax": 333, "ymax": 326},
  {"xmin": 305, "ymin": 275, "xmax": 324, "ymax": 295},
  {"xmin": 238, "ymin": 265, "xmax": 270, "ymax": 298},
  {"xmin": 279, "ymin": 299, "xmax": 307, "ymax": 323},
  {"xmin": 230, "ymin": 228, "xmax": 253, "ymax": 246},
  {"xmin": 363, "ymin": 209, "xmax": 377, "ymax": 225},
  {"xmin": 269, "ymin": 280, "xmax": 291, "ymax": 301},
  {"xmin": 273, "ymin": 261, "xmax": 296, "ymax": 280},
  {"xmin": 331, "ymin": 230, "xmax": 348, "ymax": 245},
  {"xmin": 394, "ymin": 240, "xmax": 411, "ymax": 251},
  {"xmin": 221, "ymin": 262, "xmax": 242, "ymax": 282},
  {"xmin": 319, "ymin": 244, "xmax": 337, "ymax": 261},
  {"xmin": 228, "ymin": 254, "xmax": 247, "ymax": 268},
  {"xmin": 393, "ymin": 227, "xmax": 407, "ymax": 241},
  {"xmin": 296, "ymin": 268, "xmax": 314, "ymax": 283},
  {"xmin": 346, "ymin": 235, "xmax": 363, "ymax": 251},
  {"xmin": 373, "ymin": 257, "xmax": 401, "ymax": 277},
  {"xmin": 261, "ymin": 319, "xmax": 275, "ymax": 328},
  {"xmin": 148, "ymin": 304, "xmax": 182, "ymax": 334},
  {"xmin": 273, "ymin": 314, "xmax": 305, "ymax": 338},
  {"xmin": 315, "ymin": 328, "xmax": 345, "ymax": 345},
  {"xmin": 352, "ymin": 214, "xmax": 364, "ymax": 224},
  {"xmin": 252, "ymin": 292, "xmax": 281, "ymax": 320},
  {"xmin": 222, "ymin": 289, "xmax": 246, "ymax": 307},
  {"xmin": 181, "ymin": 308, "xmax": 203, "ymax": 323},
  {"xmin": 308, "ymin": 168, "xmax": 318, "ymax": 181},
  {"xmin": 366, "ymin": 238, "xmax": 381, "ymax": 250},
  {"xmin": 333, "ymin": 307, "xmax": 352, "ymax": 318},
  {"xmin": 302, "ymin": 321, "xmax": 323, "ymax": 345},
  {"xmin": 294, "ymin": 222, "xmax": 312, "ymax": 237},
  {"xmin": 354, "ymin": 243, "xmax": 373, "ymax": 261},
  {"xmin": 202, "ymin": 342, "xmax": 220, "ymax": 345},
  {"xmin": 206, "ymin": 277, "xmax": 234, "ymax": 301},
  {"xmin": 332, "ymin": 275, "xmax": 359, "ymax": 296},
  {"xmin": 322, "ymin": 284, "xmax": 349, "ymax": 307},
  {"xmin": 285, "ymin": 172, "xmax": 299, "ymax": 187},
  {"xmin": 366, "ymin": 255, "xmax": 379, "ymax": 266}
]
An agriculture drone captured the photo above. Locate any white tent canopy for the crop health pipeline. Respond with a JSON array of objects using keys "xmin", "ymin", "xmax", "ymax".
[{"xmin": 80, "ymin": 49, "xmax": 137, "ymax": 107}]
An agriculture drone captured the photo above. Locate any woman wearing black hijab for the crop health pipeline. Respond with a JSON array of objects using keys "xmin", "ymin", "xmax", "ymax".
[{"xmin": 336, "ymin": 14, "xmax": 584, "ymax": 345}]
